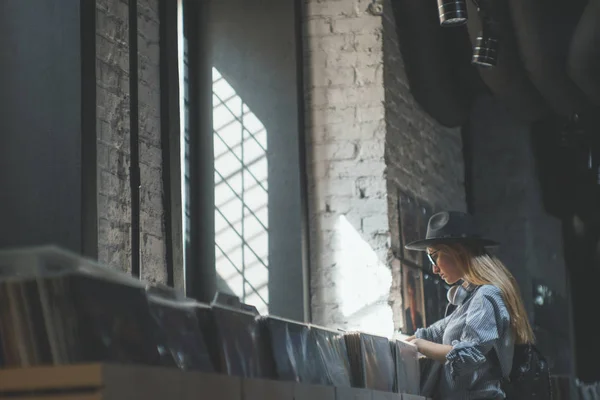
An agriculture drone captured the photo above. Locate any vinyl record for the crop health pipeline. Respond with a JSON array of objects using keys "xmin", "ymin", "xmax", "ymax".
[
  {"xmin": 418, "ymin": 202, "xmax": 434, "ymax": 271},
  {"xmin": 307, "ymin": 325, "xmax": 352, "ymax": 387},
  {"xmin": 258, "ymin": 315, "xmax": 310, "ymax": 382},
  {"xmin": 402, "ymin": 265, "xmax": 425, "ymax": 335},
  {"xmin": 147, "ymin": 295, "xmax": 215, "ymax": 372},
  {"xmin": 201, "ymin": 305, "xmax": 274, "ymax": 378},
  {"xmin": 399, "ymin": 193, "xmax": 423, "ymax": 266},
  {"xmin": 391, "ymin": 339, "xmax": 420, "ymax": 395},
  {"xmin": 422, "ymin": 273, "xmax": 441, "ymax": 326}
]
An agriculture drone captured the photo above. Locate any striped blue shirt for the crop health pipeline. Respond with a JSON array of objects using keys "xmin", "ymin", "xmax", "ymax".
[{"xmin": 415, "ymin": 284, "xmax": 514, "ymax": 400}]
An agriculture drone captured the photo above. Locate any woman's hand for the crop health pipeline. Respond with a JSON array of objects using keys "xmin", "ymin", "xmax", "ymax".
[
  {"xmin": 406, "ymin": 337, "xmax": 453, "ymax": 362},
  {"xmin": 406, "ymin": 336, "xmax": 426, "ymax": 356},
  {"xmin": 405, "ymin": 335, "xmax": 421, "ymax": 349}
]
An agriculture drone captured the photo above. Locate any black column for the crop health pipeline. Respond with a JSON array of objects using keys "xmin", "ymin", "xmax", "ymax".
[
  {"xmin": 185, "ymin": 0, "xmax": 217, "ymax": 302},
  {"xmin": 0, "ymin": 0, "xmax": 96, "ymax": 254},
  {"xmin": 159, "ymin": 0, "xmax": 184, "ymax": 288}
]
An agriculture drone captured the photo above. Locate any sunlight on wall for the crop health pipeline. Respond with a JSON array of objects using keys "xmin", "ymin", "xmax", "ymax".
[
  {"xmin": 213, "ymin": 67, "xmax": 269, "ymax": 315},
  {"xmin": 334, "ymin": 215, "xmax": 394, "ymax": 338}
]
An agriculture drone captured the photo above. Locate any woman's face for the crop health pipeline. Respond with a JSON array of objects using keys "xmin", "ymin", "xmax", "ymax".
[{"xmin": 427, "ymin": 248, "xmax": 463, "ymax": 284}]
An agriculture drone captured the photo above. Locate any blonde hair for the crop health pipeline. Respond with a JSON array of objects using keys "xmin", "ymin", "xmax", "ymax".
[{"xmin": 432, "ymin": 243, "xmax": 535, "ymax": 344}]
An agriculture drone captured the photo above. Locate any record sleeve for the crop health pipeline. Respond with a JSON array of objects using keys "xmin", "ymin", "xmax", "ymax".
[
  {"xmin": 307, "ymin": 325, "xmax": 353, "ymax": 387},
  {"xmin": 146, "ymin": 286, "xmax": 214, "ymax": 372},
  {"xmin": 196, "ymin": 304, "xmax": 274, "ymax": 378},
  {"xmin": 391, "ymin": 339, "xmax": 420, "ymax": 395},
  {"xmin": 345, "ymin": 332, "xmax": 395, "ymax": 392},
  {"xmin": 258, "ymin": 315, "xmax": 311, "ymax": 382},
  {"xmin": 402, "ymin": 265, "xmax": 426, "ymax": 335},
  {"xmin": 399, "ymin": 193, "xmax": 422, "ymax": 266}
]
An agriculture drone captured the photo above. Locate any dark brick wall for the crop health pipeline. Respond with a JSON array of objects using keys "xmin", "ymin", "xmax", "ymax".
[
  {"xmin": 382, "ymin": 0, "xmax": 466, "ymax": 215},
  {"xmin": 382, "ymin": 0, "xmax": 467, "ymax": 333},
  {"xmin": 469, "ymin": 95, "xmax": 573, "ymax": 374}
]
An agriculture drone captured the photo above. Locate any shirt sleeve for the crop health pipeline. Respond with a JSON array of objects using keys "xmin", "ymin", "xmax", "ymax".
[
  {"xmin": 415, "ymin": 315, "xmax": 450, "ymax": 343},
  {"xmin": 445, "ymin": 285, "xmax": 511, "ymax": 379}
]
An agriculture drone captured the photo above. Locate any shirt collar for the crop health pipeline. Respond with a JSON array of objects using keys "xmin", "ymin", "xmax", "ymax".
[{"xmin": 463, "ymin": 281, "xmax": 479, "ymax": 293}]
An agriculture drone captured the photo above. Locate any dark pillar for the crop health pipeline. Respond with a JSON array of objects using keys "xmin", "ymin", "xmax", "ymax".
[{"xmin": 0, "ymin": 0, "xmax": 96, "ymax": 255}]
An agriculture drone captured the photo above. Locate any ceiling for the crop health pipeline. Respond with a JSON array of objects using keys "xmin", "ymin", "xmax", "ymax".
[
  {"xmin": 389, "ymin": 0, "xmax": 600, "ymax": 128},
  {"xmin": 388, "ymin": 0, "xmax": 600, "ymax": 219}
]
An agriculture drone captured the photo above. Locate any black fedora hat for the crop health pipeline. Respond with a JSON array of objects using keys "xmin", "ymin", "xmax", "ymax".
[{"xmin": 404, "ymin": 211, "xmax": 498, "ymax": 251}]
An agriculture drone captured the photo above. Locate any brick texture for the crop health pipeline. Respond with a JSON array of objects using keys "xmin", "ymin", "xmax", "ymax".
[
  {"xmin": 96, "ymin": 0, "xmax": 132, "ymax": 274},
  {"xmin": 96, "ymin": 0, "xmax": 167, "ymax": 283},
  {"xmin": 382, "ymin": 0, "xmax": 465, "ymax": 213},
  {"xmin": 381, "ymin": 0, "xmax": 466, "ymax": 334},
  {"xmin": 468, "ymin": 95, "xmax": 572, "ymax": 374},
  {"xmin": 304, "ymin": 0, "xmax": 466, "ymax": 336},
  {"xmin": 304, "ymin": 0, "xmax": 393, "ymax": 336},
  {"xmin": 137, "ymin": 0, "xmax": 167, "ymax": 284}
]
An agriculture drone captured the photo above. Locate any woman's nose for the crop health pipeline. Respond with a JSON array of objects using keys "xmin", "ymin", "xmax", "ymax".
[{"xmin": 432, "ymin": 264, "xmax": 441, "ymax": 274}]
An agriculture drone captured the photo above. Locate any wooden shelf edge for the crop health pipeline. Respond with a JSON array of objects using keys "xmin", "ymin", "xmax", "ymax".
[
  {"xmin": 3, "ymin": 395, "xmax": 103, "ymax": 400},
  {"xmin": 0, "ymin": 363, "xmax": 104, "ymax": 392},
  {"xmin": 0, "ymin": 365, "xmax": 429, "ymax": 400}
]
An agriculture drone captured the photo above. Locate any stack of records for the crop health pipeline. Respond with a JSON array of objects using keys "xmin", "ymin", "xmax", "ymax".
[
  {"xmin": 577, "ymin": 379, "xmax": 600, "ymax": 400},
  {"xmin": 195, "ymin": 304, "xmax": 274, "ymax": 378},
  {"xmin": 0, "ymin": 245, "xmax": 83, "ymax": 279},
  {"xmin": 306, "ymin": 325, "xmax": 352, "ymax": 387},
  {"xmin": 258, "ymin": 315, "xmax": 311, "ymax": 382},
  {"xmin": 0, "ymin": 278, "xmax": 52, "ymax": 365},
  {"xmin": 391, "ymin": 339, "xmax": 420, "ymax": 395},
  {"xmin": 419, "ymin": 357, "xmax": 441, "ymax": 398},
  {"xmin": 146, "ymin": 285, "xmax": 214, "ymax": 371},
  {"xmin": 550, "ymin": 375, "xmax": 577, "ymax": 400},
  {"xmin": 0, "ymin": 246, "xmax": 164, "ymax": 367},
  {"xmin": 344, "ymin": 332, "xmax": 395, "ymax": 391}
]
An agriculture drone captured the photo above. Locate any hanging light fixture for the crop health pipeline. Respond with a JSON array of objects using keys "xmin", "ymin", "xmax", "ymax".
[
  {"xmin": 472, "ymin": 29, "xmax": 499, "ymax": 67},
  {"xmin": 471, "ymin": 0, "xmax": 499, "ymax": 67},
  {"xmin": 437, "ymin": 0, "xmax": 468, "ymax": 27}
]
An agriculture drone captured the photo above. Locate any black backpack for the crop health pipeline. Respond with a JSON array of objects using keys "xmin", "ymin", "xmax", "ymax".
[{"xmin": 503, "ymin": 343, "xmax": 552, "ymax": 399}]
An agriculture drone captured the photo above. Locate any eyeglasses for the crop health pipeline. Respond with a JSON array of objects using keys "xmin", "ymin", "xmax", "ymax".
[{"xmin": 427, "ymin": 251, "xmax": 439, "ymax": 267}]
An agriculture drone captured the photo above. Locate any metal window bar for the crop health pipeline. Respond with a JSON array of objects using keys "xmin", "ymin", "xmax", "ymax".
[{"xmin": 240, "ymin": 98, "xmax": 245, "ymax": 300}]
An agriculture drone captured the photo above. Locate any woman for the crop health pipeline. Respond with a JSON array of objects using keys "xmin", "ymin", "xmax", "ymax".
[{"xmin": 404, "ymin": 211, "xmax": 534, "ymax": 399}]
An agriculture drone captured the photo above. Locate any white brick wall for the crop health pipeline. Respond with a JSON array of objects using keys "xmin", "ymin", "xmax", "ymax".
[
  {"xmin": 96, "ymin": 0, "xmax": 133, "ymax": 274},
  {"xmin": 303, "ymin": 0, "xmax": 393, "ymax": 337},
  {"xmin": 304, "ymin": 0, "xmax": 467, "ymax": 337},
  {"xmin": 96, "ymin": 0, "xmax": 167, "ymax": 284},
  {"xmin": 137, "ymin": 0, "xmax": 167, "ymax": 284}
]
